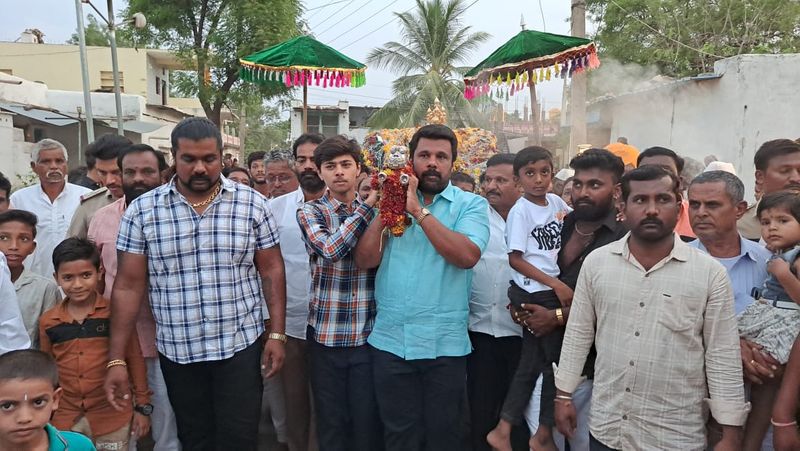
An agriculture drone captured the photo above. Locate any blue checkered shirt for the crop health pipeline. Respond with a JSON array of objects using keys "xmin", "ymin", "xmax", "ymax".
[
  {"xmin": 296, "ymin": 193, "xmax": 376, "ymax": 347},
  {"xmin": 116, "ymin": 176, "xmax": 279, "ymax": 363}
]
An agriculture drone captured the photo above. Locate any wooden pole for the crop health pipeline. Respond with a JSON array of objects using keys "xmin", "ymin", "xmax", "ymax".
[
  {"xmin": 528, "ymin": 70, "xmax": 541, "ymax": 145},
  {"xmin": 303, "ymin": 82, "xmax": 308, "ymax": 133}
]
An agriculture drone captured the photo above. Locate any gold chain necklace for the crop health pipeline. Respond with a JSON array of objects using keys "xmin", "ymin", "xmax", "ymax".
[
  {"xmin": 190, "ymin": 182, "xmax": 221, "ymax": 208},
  {"xmin": 574, "ymin": 222, "xmax": 596, "ymax": 237}
]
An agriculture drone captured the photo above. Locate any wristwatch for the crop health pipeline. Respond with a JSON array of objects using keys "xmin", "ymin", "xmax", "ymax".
[
  {"xmin": 268, "ymin": 332, "xmax": 288, "ymax": 344},
  {"xmin": 415, "ymin": 207, "xmax": 431, "ymax": 224},
  {"xmin": 134, "ymin": 404, "xmax": 154, "ymax": 416}
]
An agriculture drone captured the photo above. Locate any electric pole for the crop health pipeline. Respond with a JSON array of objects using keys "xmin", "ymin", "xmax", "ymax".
[{"xmin": 568, "ymin": 0, "xmax": 587, "ymax": 162}]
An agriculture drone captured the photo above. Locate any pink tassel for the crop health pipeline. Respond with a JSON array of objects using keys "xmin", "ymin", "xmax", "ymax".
[
  {"xmin": 284, "ymin": 72, "xmax": 292, "ymax": 87},
  {"xmin": 323, "ymin": 71, "xmax": 328, "ymax": 88},
  {"xmin": 299, "ymin": 70, "xmax": 306, "ymax": 86},
  {"xmin": 335, "ymin": 72, "xmax": 341, "ymax": 88},
  {"xmin": 345, "ymin": 72, "xmax": 352, "ymax": 86}
]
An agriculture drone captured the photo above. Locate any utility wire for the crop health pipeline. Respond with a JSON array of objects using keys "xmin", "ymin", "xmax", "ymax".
[{"xmin": 326, "ymin": 0, "xmax": 402, "ymax": 44}]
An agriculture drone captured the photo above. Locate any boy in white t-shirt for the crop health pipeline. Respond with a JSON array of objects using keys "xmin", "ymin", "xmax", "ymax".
[{"xmin": 487, "ymin": 147, "xmax": 572, "ymax": 451}]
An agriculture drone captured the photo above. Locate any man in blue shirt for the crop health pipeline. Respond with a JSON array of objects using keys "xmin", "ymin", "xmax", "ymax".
[
  {"xmin": 355, "ymin": 124, "xmax": 490, "ymax": 450},
  {"xmin": 687, "ymin": 169, "xmax": 775, "ymax": 450}
]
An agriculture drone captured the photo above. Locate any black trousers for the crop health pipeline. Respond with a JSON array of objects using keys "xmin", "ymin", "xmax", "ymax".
[
  {"xmin": 159, "ymin": 338, "xmax": 263, "ymax": 451},
  {"xmin": 307, "ymin": 326, "xmax": 382, "ymax": 451},
  {"xmin": 590, "ymin": 434, "xmax": 620, "ymax": 451},
  {"xmin": 501, "ymin": 285, "xmax": 564, "ymax": 427},
  {"xmin": 371, "ymin": 346, "xmax": 466, "ymax": 451},
  {"xmin": 466, "ymin": 331, "xmax": 529, "ymax": 451}
]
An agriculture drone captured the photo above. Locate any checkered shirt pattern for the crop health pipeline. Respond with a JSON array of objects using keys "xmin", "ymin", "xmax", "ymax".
[
  {"xmin": 296, "ymin": 193, "xmax": 377, "ymax": 347},
  {"xmin": 116, "ymin": 176, "xmax": 279, "ymax": 363}
]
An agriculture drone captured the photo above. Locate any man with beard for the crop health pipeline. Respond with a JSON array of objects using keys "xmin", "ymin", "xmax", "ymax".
[
  {"xmin": 248, "ymin": 151, "xmax": 270, "ymax": 197},
  {"xmin": 104, "ymin": 117, "xmax": 287, "ymax": 450},
  {"xmin": 266, "ymin": 149, "xmax": 301, "ymax": 199},
  {"xmin": 68, "ymin": 133, "xmax": 132, "ymax": 239},
  {"xmin": 554, "ymin": 166, "xmax": 748, "ymax": 451},
  {"xmin": 738, "ymin": 139, "xmax": 800, "ymax": 240},
  {"xmin": 516, "ymin": 148, "xmax": 626, "ymax": 451},
  {"xmin": 467, "ymin": 153, "xmax": 526, "ymax": 451},
  {"xmin": 10, "ymin": 139, "xmax": 90, "ymax": 277},
  {"xmin": 86, "ymin": 144, "xmax": 179, "ymax": 450},
  {"xmin": 354, "ymin": 124, "xmax": 490, "ymax": 450},
  {"xmin": 262, "ymin": 132, "xmax": 325, "ymax": 451}
]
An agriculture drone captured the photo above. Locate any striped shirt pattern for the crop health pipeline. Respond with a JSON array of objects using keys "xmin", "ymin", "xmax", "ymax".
[
  {"xmin": 117, "ymin": 176, "xmax": 279, "ymax": 363},
  {"xmin": 296, "ymin": 193, "xmax": 376, "ymax": 347}
]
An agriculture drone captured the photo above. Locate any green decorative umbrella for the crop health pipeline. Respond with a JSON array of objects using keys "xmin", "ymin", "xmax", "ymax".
[
  {"xmin": 463, "ymin": 29, "xmax": 599, "ymax": 145},
  {"xmin": 240, "ymin": 35, "xmax": 367, "ymax": 132}
]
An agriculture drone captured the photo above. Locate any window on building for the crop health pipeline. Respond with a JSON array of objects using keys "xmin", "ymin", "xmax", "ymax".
[
  {"xmin": 100, "ymin": 70, "xmax": 124, "ymax": 92},
  {"xmin": 307, "ymin": 111, "xmax": 339, "ymax": 137},
  {"xmin": 155, "ymin": 77, "xmax": 161, "ymax": 94}
]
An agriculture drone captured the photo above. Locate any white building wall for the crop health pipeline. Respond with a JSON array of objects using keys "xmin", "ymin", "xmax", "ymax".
[{"xmin": 606, "ymin": 54, "xmax": 800, "ymax": 202}]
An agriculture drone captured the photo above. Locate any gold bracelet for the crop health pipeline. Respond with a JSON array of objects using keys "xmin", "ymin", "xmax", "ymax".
[
  {"xmin": 106, "ymin": 359, "xmax": 127, "ymax": 369},
  {"xmin": 555, "ymin": 308, "xmax": 564, "ymax": 325},
  {"xmin": 268, "ymin": 332, "xmax": 288, "ymax": 344}
]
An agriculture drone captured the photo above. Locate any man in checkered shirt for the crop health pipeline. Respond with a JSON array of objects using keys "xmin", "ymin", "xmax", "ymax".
[{"xmin": 103, "ymin": 117, "xmax": 287, "ymax": 450}]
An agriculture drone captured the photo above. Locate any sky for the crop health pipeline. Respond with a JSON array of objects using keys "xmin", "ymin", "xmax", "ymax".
[{"xmin": 0, "ymin": 0, "xmax": 594, "ymax": 117}]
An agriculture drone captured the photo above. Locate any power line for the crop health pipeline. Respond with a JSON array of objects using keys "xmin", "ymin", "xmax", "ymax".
[
  {"xmin": 606, "ymin": 0, "xmax": 725, "ymax": 58},
  {"xmin": 313, "ymin": 0, "xmax": 357, "ymax": 30},
  {"xmin": 307, "ymin": 0, "xmax": 350, "ymax": 14},
  {"xmin": 315, "ymin": 0, "xmax": 374, "ymax": 38},
  {"xmin": 339, "ymin": 0, "xmax": 481, "ymax": 51},
  {"xmin": 326, "ymin": 0, "xmax": 402, "ymax": 45}
]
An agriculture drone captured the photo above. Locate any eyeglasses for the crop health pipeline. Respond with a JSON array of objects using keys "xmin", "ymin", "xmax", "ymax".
[{"xmin": 266, "ymin": 174, "xmax": 296, "ymax": 185}]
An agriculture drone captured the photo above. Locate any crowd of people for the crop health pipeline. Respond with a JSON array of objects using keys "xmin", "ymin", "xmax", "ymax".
[{"xmin": 0, "ymin": 116, "xmax": 800, "ymax": 451}]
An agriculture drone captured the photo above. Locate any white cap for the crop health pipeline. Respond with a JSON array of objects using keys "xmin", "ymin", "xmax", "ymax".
[
  {"xmin": 704, "ymin": 161, "xmax": 736, "ymax": 175},
  {"xmin": 555, "ymin": 168, "xmax": 575, "ymax": 181}
]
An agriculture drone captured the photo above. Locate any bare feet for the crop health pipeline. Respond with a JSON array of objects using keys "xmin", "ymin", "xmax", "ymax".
[
  {"xmin": 486, "ymin": 420, "xmax": 513, "ymax": 451},
  {"xmin": 530, "ymin": 425, "xmax": 558, "ymax": 451}
]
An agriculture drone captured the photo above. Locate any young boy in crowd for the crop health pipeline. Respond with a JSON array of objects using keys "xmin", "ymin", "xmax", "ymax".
[
  {"xmin": 0, "ymin": 210, "xmax": 61, "ymax": 348},
  {"xmin": 39, "ymin": 238, "xmax": 150, "ymax": 450},
  {"xmin": 296, "ymin": 135, "xmax": 382, "ymax": 450},
  {"xmin": 0, "ymin": 349, "xmax": 95, "ymax": 450},
  {"xmin": 487, "ymin": 147, "xmax": 572, "ymax": 451}
]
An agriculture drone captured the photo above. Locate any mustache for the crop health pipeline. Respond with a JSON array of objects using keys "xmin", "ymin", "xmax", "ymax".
[
  {"xmin": 639, "ymin": 218, "xmax": 664, "ymax": 226},
  {"xmin": 422, "ymin": 170, "xmax": 441, "ymax": 178},
  {"xmin": 189, "ymin": 175, "xmax": 211, "ymax": 184},
  {"xmin": 485, "ymin": 190, "xmax": 501, "ymax": 196},
  {"xmin": 46, "ymin": 170, "xmax": 64, "ymax": 177},
  {"xmin": 785, "ymin": 183, "xmax": 800, "ymax": 191}
]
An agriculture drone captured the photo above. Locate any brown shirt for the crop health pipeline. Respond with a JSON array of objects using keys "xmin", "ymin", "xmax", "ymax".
[{"xmin": 39, "ymin": 295, "xmax": 150, "ymax": 436}]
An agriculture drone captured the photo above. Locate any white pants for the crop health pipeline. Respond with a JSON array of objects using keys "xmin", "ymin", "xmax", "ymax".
[
  {"xmin": 524, "ymin": 375, "xmax": 593, "ymax": 451},
  {"xmin": 260, "ymin": 372, "xmax": 288, "ymax": 443},
  {"xmin": 146, "ymin": 357, "xmax": 181, "ymax": 451}
]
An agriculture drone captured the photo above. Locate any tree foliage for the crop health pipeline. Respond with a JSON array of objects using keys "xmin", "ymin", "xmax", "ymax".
[
  {"xmin": 67, "ymin": 14, "xmax": 135, "ymax": 47},
  {"xmin": 366, "ymin": 0, "xmax": 490, "ymax": 129},
  {"xmin": 587, "ymin": 0, "xmax": 800, "ymax": 78},
  {"xmin": 124, "ymin": 0, "xmax": 301, "ymax": 126}
]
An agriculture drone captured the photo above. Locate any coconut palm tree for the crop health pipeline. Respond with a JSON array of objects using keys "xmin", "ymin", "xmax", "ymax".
[{"xmin": 367, "ymin": 0, "xmax": 491, "ymax": 129}]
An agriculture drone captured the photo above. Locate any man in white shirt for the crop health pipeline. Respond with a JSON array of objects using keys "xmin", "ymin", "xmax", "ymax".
[
  {"xmin": 467, "ymin": 153, "xmax": 525, "ymax": 451},
  {"xmin": 10, "ymin": 139, "xmax": 90, "ymax": 277},
  {"xmin": 0, "ymin": 253, "xmax": 31, "ymax": 354},
  {"xmin": 265, "ymin": 132, "xmax": 325, "ymax": 451},
  {"xmin": 555, "ymin": 165, "xmax": 748, "ymax": 450}
]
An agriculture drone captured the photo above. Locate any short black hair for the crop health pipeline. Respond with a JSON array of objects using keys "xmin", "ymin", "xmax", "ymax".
[
  {"xmin": 247, "ymin": 151, "xmax": 266, "ymax": 169},
  {"xmin": 223, "ymin": 166, "xmax": 251, "ymax": 180},
  {"xmin": 52, "ymin": 237, "xmax": 100, "ymax": 272},
  {"xmin": 360, "ymin": 165, "xmax": 372, "ymax": 176},
  {"xmin": 637, "ymin": 146, "xmax": 685, "ymax": 173},
  {"xmin": 0, "ymin": 171, "xmax": 10, "ymax": 198},
  {"xmin": 292, "ymin": 133, "xmax": 325, "ymax": 159},
  {"xmin": 0, "ymin": 350, "xmax": 58, "ymax": 388},
  {"xmin": 313, "ymin": 135, "xmax": 362, "ymax": 169},
  {"xmin": 753, "ymin": 139, "xmax": 800, "ymax": 171},
  {"xmin": 0, "ymin": 209, "xmax": 37, "ymax": 238},
  {"xmin": 86, "ymin": 133, "xmax": 133, "ymax": 162},
  {"xmin": 621, "ymin": 165, "xmax": 681, "ymax": 202},
  {"xmin": 450, "ymin": 171, "xmax": 476, "ymax": 189},
  {"xmin": 758, "ymin": 191, "xmax": 800, "ymax": 223},
  {"xmin": 486, "ymin": 153, "xmax": 515, "ymax": 168},
  {"xmin": 570, "ymin": 148, "xmax": 625, "ymax": 182},
  {"xmin": 513, "ymin": 146, "xmax": 553, "ymax": 176},
  {"xmin": 118, "ymin": 144, "xmax": 168, "ymax": 172},
  {"xmin": 171, "ymin": 117, "xmax": 222, "ymax": 154},
  {"xmin": 409, "ymin": 124, "xmax": 458, "ymax": 161}
]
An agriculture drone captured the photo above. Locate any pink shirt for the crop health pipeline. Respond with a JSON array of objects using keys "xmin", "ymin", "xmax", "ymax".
[{"xmin": 87, "ymin": 197, "xmax": 157, "ymax": 358}]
